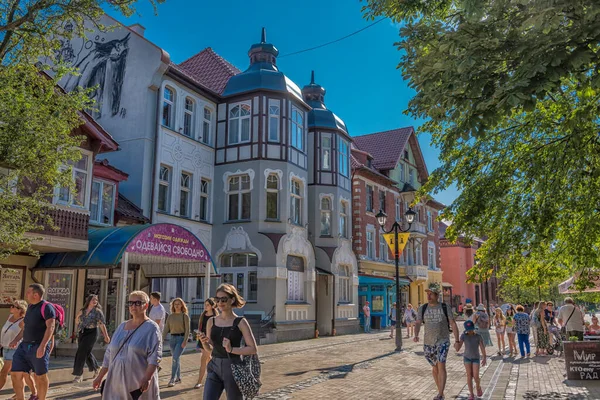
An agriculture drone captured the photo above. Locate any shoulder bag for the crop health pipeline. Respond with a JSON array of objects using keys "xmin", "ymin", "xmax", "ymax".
[
  {"xmin": 228, "ymin": 317, "xmax": 262, "ymax": 399},
  {"xmin": 560, "ymin": 307, "xmax": 576, "ymax": 338}
]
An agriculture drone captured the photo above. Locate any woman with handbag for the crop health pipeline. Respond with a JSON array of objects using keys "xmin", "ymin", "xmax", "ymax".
[
  {"xmin": 194, "ymin": 297, "xmax": 218, "ymax": 389},
  {"xmin": 199, "ymin": 283, "xmax": 259, "ymax": 400},
  {"xmin": 72, "ymin": 294, "xmax": 110, "ymax": 383},
  {"xmin": 162, "ymin": 298, "xmax": 190, "ymax": 387},
  {"xmin": 0, "ymin": 300, "xmax": 37, "ymax": 398},
  {"xmin": 92, "ymin": 291, "xmax": 162, "ymax": 399}
]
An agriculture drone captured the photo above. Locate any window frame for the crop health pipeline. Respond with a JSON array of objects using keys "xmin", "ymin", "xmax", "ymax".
[
  {"xmin": 428, "ymin": 243, "xmax": 436, "ymax": 269},
  {"xmin": 290, "ymin": 106, "xmax": 304, "ymax": 151},
  {"xmin": 199, "ymin": 178, "xmax": 210, "ymax": 222},
  {"xmin": 157, "ymin": 165, "xmax": 172, "ymax": 213},
  {"xmin": 321, "ymin": 136, "xmax": 331, "ymax": 171},
  {"xmin": 162, "ymin": 86, "xmax": 175, "ymax": 129},
  {"xmin": 90, "ymin": 179, "xmax": 116, "ymax": 226},
  {"xmin": 228, "ymin": 103, "xmax": 251, "ymax": 145},
  {"xmin": 290, "ymin": 179, "xmax": 303, "ymax": 225},
  {"xmin": 320, "ymin": 197, "xmax": 332, "ymax": 236},
  {"xmin": 338, "ymin": 138, "xmax": 349, "ymax": 177},
  {"xmin": 366, "ymin": 185, "xmax": 374, "ymax": 212},
  {"xmin": 220, "ymin": 253, "xmax": 258, "ymax": 302},
  {"xmin": 201, "ymin": 107, "xmax": 212, "ymax": 145},
  {"xmin": 286, "ymin": 255, "xmax": 305, "ymax": 302},
  {"xmin": 268, "ymin": 103, "xmax": 280, "ymax": 142},
  {"xmin": 339, "ymin": 200, "xmax": 348, "ymax": 239},
  {"xmin": 379, "ymin": 190, "xmax": 386, "ymax": 212},
  {"xmin": 379, "ymin": 233, "xmax": 388, "ymax": 261},
  {"xmin": 183, "ymin": 97, "xmax": 195, "ymax": 137},
  {"xmin": 55, "ymin": 149, "xmax": 92, "ymax": 209},
  {"xmin": 179, "ymin": 171, "xmax": 192, "ymax": 218},
  {"xmin": 227, "ymin": 174, "xmax": 251, "ymax": 221},
  {"xmin": 265, "ymin": 173, "xmax": 280, "ymax": 220},
  {"xmin": 427, "ymin": 210, "xmax": 433, "ymax": 232},
  {"xmin": 366, "ymin": 230, "xmax": 375, "ymax": 259},
  {"xmin": 338, "ymin": 265, "xmax": 352, "ymax": 303}
]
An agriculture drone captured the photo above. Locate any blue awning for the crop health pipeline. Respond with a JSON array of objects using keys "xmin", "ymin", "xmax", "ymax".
[
  {"xmin": 36, "ymin": 223, "xmax": 216, "ymax": 274},
  {"xmin": 359, "ymin": 274, "xmax": 410, "ymax": 286}
]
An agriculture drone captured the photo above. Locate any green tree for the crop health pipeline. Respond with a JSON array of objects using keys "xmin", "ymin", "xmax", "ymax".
[
  {"xmin": 0, "ymin": 1, "xmax": 162, "ymax": 258},
  {"xmin": 362, "ymin": 0, "xmax": 600, "ymax": 286}
]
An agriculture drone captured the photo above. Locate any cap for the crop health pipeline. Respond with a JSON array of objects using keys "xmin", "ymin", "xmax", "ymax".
[
  {"xmin": 425, "ymin": 282, "xmax": 441, "ymax": 295},
  {"xmin": 476, "ymin": 304, "xmax": 486, "ymax": 311},
  {"xmin": 464, "ymin": 320, "xmax": 475, "ymax": 331}
]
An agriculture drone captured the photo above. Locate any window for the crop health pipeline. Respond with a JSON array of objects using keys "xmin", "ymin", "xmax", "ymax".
[
  {"xmin": 379, "ymin": 234, "xmax": 388, "ymax": 261},
  {"xmin": 366, "ymin": 230, "xmax": 374, "ymax": 259},
  {"xmin": 339, "ymin": 201, "xmax": 349, "ymax": 238},
  {"xmin": 162, "ymin": 87, "xmax": 175, "ymax": 128},
  {"xmin": 290, "ymin": 180, "xmax": 302, "ymax": 225},
  {"xmin": 398, "ymin": 163, "xmax": 405, "ymax": 182},
  {"xmin": 194, "ymin": 277, "xmax": 206, "ymax": 300},
  {"xmin": 220, "ymin": 253, "xmax": 258, "ymax": 302},
  {"xmin": 268, "ymin": 104, "xmax": 280, "ymax": 142},
  {"xmin": 322, "ymin": 137, "xmax": 331, "ymax": 170},
  {"xmin": 404, "ymin": 150, "xmax": 409, "ymax": 160},
  {"xmin": 427, "ymin": 210, "xmax": 433, "ymax": 232},
  {"xmin": 58, "ymin": 153, "xmax": 90, "ymax": 207},
  {"xmin": 286, "ymin": 255, "xmax": 305, "ymax": 302},
  {"xmin": 338, "ymin": 138, "xmax": 349, "ymax": 177},
  {"xmin": 180, "ymin": 172, "xmax": 192, "ymax": 217},
  {"xmin": 199, "ymin": 179, "xmax": 209, "ymax": 222},
  {"xmin": 227, "ymin": 175, "xmax": 251, "ymax": 221},
  {"xmin": 228, "ymin": 104, "xmax": 251, "ymax": 145},
  {"xmin": 201, "ymin": 107, "xmax": 212, "ymax": 145},
  {"xmin": 428, "ymin": 244, "xmax": 436, "ymax": 269},
  {"xmin": 339, "ymin": 265, "xmax": 351, "ymax": 303},
  {"xmin": 379, "ymin": 190, "xmax": 386, "ymax": 212},
  {"xmin": 266, "ymin": 174, "xmax": 279, "ymax": 220},
  {"xmin": 90, "ymin": 180, "xmax": 115, "ymax": 225},
  {"xmin": 183, "ymin": 97, "xmax": 194, "ymax": 137},
  {"xmin": 409, "ymin": 168, "xmax": 415, "ymax": 186},
  {"xmin": 366, "ymin": 185, "xmax": 374, "ymax": 212},
  {"xmin": 158, "ymin": 165, "xmax": 171, "ymax": 212},
  {"xmin": 395, "ymin": 198, "xmax": 401, "ymax": 222},
  {"xmin": 320, "ymin": 197, "xmax": 332, "ymax": 236},
  {"xmin": 290, "ymin": 106, "xmax": 304, "ymax": 150}
]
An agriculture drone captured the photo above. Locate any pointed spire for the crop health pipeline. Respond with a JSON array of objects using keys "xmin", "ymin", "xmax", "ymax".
[
  {"xmin": 311, "ymin": 70, "xmax": 315, "ymax": 85},
  {"xmin": 302, "ymin": 70, "xmax": 326, "ymax": 106},
  {"xmin": 248, "ymin": 27, "xmax": 278, "ymax": 66},
  {"xmin": 261, "ymin": 27, "xmax": 266, "ymax": 44}
]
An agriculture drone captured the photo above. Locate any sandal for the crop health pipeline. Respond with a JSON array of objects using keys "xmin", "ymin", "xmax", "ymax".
[
  {"xmin": 477, "ymin": 387, "xmax": 483, "ymax": 397},
  {"xmin": 194, "ymin": 383, "xmax": 203, "ymax": 389}
]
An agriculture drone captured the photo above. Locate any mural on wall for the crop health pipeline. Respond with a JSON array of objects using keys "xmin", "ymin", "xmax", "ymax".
[{"xmin": 58, "ymin": 21, "xmax": 131, "ymax": 119}]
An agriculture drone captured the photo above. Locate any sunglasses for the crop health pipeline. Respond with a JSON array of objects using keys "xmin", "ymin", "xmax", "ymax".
[
  {"xmin": 127, "ymin": 300, "xmax": 146, "ymax": 307},
  {"xmin": 10, "ymin": 305, "xmax": 20, "ymax": 310},
  {"xmin": 215, "ymin": 296, "xmax": 231, "ymax": 303}
]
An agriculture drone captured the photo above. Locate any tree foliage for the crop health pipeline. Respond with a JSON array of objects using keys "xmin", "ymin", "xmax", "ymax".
[
  {"xmin": 362, "ymin": 0, "xmax": 600, "ymax": 291},
  {"xmin": 0, "ymin": 0, "xmax": 163, "ymax": 258}
]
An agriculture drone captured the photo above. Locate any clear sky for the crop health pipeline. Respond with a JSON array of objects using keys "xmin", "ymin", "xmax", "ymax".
[{"xmin": 110, "ymin": 0, "xmax": 458, "ymax": 205}]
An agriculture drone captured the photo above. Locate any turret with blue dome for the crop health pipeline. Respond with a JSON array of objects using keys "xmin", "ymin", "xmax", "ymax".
[
  {"xmin": 302, "ymin": 71, "xmax": 349, "ymax": 135},
  {"xmin": 222, "ymin": 28, "xmax": 304, "ymax": 101}
]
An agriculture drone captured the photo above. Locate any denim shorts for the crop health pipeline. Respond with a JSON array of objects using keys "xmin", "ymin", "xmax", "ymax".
[
  {"xmin": 3, "ymin": 348, "xmax": 17, "ymax": 361},
  {"xmin": 463, "ymin": 356, "xmax": 480, "ymax": 364}
]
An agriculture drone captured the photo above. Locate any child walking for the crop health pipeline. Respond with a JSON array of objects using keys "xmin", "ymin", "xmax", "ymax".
[{"xmin": 456, "ymin": 320, "xmax": 487, "ymax": 400}]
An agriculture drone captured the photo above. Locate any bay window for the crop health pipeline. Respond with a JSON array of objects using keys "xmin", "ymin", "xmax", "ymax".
[
  {"xmin": 338, "ymin": 138, "xmax": 349, "ymax": 176},
  {"xmin": 90, "ymin": 180, "xmax": 115, "ymax": 225},
  {"xmin": 228, "ymin": 103, "xmax": 251, "ymax": 145},
  {"xmin": 268, "ymin": 104, "xmax": 280, "ymax": 142},
  {"xmin": 290, "ymin": 106, "xmax": 304, "ymax": 151},
  {"xmin": 220, "ymin": 253, "xmax": 258, "ymax": 302},
  {"xmin": 290, "ymin": 179, "xmax": 302, "ymax": 225},
  {"xmin": 57, "ymin": 152, "xmax": 90, "ymax": 207},
  {"xmin": 339, "ymin": 201, "xmax": 348, "ymax": 238},
  {"xmin": 322, "ymin": 136, "xmax": 331, "ymax": 170},
  {"xmin": 320, "ymin": 197, "xmax": 332, "ymax": 236},
  {"xmin": 227, "ymin": 174, "xmax": 251, "ymax": 221}
]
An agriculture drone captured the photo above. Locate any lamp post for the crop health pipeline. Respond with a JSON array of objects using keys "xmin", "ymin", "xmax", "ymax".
[{"xmin": 376, "ymin": 207, "xmax": 416, "ymax": 351}]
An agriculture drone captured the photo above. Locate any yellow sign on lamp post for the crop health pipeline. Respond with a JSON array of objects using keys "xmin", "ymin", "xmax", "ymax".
[{"xmin": 383, "ymin": 232, "xmax": 410, "ymax": 254}]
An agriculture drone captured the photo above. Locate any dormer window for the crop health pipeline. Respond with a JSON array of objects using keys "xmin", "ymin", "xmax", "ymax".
[
  {"xmin": 162, "ymin": 87, "xmax": 175, "ymax": 129},
  {"xmin": 290, "ymin": 106, "xmax": 304, "ymax": 151},
  {"xmin": 228, "ymin": 103, "xmax": 251, "ymax": 145},
  {"xmin": 268, "ymin": 103, "xmax": 280, "ymax": 142},
  {"xmin": 183, "ymin": 97, "xmax": 194, "ymax": 137},
  {"xmin": 90, "ymin": 180, "xmax": 115, "ymax": 225}
]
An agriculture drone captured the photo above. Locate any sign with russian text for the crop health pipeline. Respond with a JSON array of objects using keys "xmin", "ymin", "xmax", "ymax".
[
  {"xmin": 564, "ymin": 341, "xmax": 600, "ymax": 380},
  {"xmin": 383, "ymin": 233, "xmax": 410, "ymax": 254},
  {"xmin": 128, "ymin": 224, "xmax": 211, "ymax": 262},
  {"xmin": 0, "ymin": 266, "xmax": 25, "ymax": 307}
]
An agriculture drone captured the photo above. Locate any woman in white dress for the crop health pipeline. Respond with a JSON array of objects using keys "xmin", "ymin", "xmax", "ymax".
[{"xmin": 93, "ymin": 291, "xmax": 162, "ymax": 399}]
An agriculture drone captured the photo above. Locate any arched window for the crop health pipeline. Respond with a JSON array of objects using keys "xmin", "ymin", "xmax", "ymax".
[
  {"xmin": 202, "ymin": 107, "xmax": 212, "ymax": 145},
  {"xmin": 266, "ymin": 174, "xmax": 279, "ymax": 220},
  {"xmin": 183, "ymin": 97, "xmax": 194, "ymax": 137},
  {"xmin": 228, "ymin": 103, "xmax": 251, "ymax": 145},
  {"xmin": 162, "ymin": 87, "xmax": 175, "ymax": 128},
  {"xmin": 320, "ymin": 197, "xmax": 331, "ymax": 236}
]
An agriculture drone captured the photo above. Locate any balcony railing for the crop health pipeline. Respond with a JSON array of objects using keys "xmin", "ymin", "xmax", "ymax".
[
  {"xmin": 411, "ymin": 222, "xmax": 427, "ymax": 235},
  {"xmin": 406, "ymin": 265, "xmax": 428, "ymax": 281},
  {"xmin": 32, "ymin": 207, "xmax": 89, "ymax": 241}
]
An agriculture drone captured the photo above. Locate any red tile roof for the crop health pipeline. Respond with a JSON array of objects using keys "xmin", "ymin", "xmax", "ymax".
[
  {"xmin": 353, "ymin": 127, "xmax": 414, "ymax": 170},
  {"xmin": 175, "ymin": 47, "xmax": 240, "ymax": 95}
]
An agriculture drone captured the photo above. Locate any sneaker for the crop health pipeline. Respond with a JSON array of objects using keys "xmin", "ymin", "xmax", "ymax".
[
  {"xmin": 168, "ymin": 380, "xmax": 175, "ymax": 387},
  {"xmin": 175, "ymin": 378, "xmax": 182, "ymax": 385},
  {"xmin": 194, "ymin": 383, "xmax": 203, "ymax": 389},
  {"xmin": 72, "ymin": 376, "xmax": 82, "ymax": 383}
]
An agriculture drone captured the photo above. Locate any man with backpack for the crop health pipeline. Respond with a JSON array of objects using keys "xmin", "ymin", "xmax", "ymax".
[
  {"xmin": 414, "ymin": 282, "xmax": 460, "ymax": 400},
  {"xmin": 9, "ymin": 284, "xmax": 56, "ymax": 400}
]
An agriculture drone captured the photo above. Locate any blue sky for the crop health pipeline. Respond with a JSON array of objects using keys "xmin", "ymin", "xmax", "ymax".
[{"xmin": 110, "ymin": 0, "xmax": 458, "ymax": 205}]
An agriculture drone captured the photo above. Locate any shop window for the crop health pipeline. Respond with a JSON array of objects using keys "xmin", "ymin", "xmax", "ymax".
[
  {"xmin": 90, "ymin": 180, "xmax": 115, "ymax": 225},
  {"xmin": 45, "ymin": 271, "xmax": 74, "ymax": 335},
  {"xmin": 286, "ymin": 255, "xmax": 305, "ymax": 302},
  {"xmin": 372, "ymin": 295, "xmax": 384, "ymax": 312}
]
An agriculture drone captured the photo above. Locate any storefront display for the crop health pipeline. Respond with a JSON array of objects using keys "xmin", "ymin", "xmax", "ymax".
[{"xmin": 45, "ymin": 271, "xmax": 74, "ymax": 334}]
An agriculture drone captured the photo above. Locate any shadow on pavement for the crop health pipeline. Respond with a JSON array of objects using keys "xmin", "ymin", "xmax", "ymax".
[
  {"xmin": 284, "ymin": 351, "xmax": 396, "ymax": 379},
  {"xmin": 522, "ymin": 391, "xmax": 588, "ymax": 399}
]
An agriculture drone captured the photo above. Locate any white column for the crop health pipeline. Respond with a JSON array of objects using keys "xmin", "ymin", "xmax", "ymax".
[{"xmin": 119, "ymin": 252, "xmax": 129, "ymax": 324}]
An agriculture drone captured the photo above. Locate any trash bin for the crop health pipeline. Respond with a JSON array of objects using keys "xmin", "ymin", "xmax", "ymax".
[{"xmin": 371, "ymin": 315, "xmax": 382, "ymax": 330}]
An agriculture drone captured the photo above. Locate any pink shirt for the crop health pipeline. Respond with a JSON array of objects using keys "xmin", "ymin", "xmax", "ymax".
[{"xmin": 363, "ymin": 305, "xmax": 371, "ymax": 317}]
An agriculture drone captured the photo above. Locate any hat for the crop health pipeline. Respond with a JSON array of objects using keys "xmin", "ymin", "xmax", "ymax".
[
  {"xmin": 425, "ymin": 282, "xmax": 441, "ymax": 295},
  {"xmin": 476, "ymin": 304, "xmax": 486, "ymax": 311},
  {"xmin": 464, "ymin": 320, "xmax": 475, "ymax": 332},
  {"xmin": 464, "ymin": 304, "xmax": 474, "ymax": 310}
]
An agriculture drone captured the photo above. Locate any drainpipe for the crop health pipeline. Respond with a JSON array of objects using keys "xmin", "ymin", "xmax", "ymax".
[
  {"xmin": 332, "ymin": 274, "xmax": 336, "ymax": 336},
  {"xmin": 149, "ymin": 86, "xmax": 162, "ymax": 223},
  {"xmin": 314, "ymin": 276, "xmax": 319, "ymax": 338}
]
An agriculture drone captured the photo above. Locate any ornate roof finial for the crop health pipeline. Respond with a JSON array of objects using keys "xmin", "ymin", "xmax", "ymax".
[
  {"xmin": 261, "ymin": 27, "xmax": 266, "ymax": 44},
  {"xmin": 311, "ymin": 70, "xmax": 315, "ymax": 85}
]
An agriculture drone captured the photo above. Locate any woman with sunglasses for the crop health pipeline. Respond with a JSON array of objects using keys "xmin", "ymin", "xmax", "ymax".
[
  {"xmin": 163, "ymin": 298, "xmax": 190, "ymax": 387},
  {"xmin": 199, "ymin": 284, "xmax": 258, "ymax": 400},
  {"xmin": 93, "ymin": 291, "xmax": 162, "ymax": 399},
  {"xmin": 0, "ymin": 300, "xmax": 37, "ymax": 398},
  {"xmin": 72, "ymin": 294, "xmax": 110, "ymax": 383},
  {"xmin": 194, "ymin": 297, "xmax": 218, "ymax": 389}
]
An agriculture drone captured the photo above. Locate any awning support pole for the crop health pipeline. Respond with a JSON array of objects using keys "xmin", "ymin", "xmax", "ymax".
[
  {"xmin": 204, "ymin": 262, "xmax": 211, "ymax": 300},
  {"xmin": 119, "ymin": 252, "xmax": 129, "ymax": 325}
]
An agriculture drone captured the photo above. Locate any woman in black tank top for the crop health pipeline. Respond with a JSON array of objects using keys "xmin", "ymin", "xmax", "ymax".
[
  {"xmin": 199, "ymin": 284, "xmax": 258, "ymax": 400},
  {"xmin": 194, "ymin": 298, "xmax": 218, "ymax": 389}
]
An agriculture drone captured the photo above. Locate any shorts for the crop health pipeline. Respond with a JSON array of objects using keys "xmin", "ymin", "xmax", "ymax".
[
  {"xmin": 423, "ymin": 341, "xmax": 450, "ymax": 366},
  {"xmin": 463, "ymin": 357, "xmax": 480, "ymax": 364},
  {"xmin": 390, "ymin": 320, "xmax": 397, "ymax": 326},
  {"xmin": 506, "ymin": 327, "xmax": 513, "ymax": 334},
  {"xmin": 3, "ymin": 348, "xmax": 17, "ymax": 361},
  {"xmin": 11, "ymin": 342, "xmax": 51, "ymax": 375},
  {"xmin": 496, "ymin": 328, "xmax": 505, "ymax": 335}
]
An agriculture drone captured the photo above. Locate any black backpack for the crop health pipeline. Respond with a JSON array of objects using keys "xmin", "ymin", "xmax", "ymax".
[{"xmin": 420, "ymin": 303, "xmax": 452, "ymax": 332}]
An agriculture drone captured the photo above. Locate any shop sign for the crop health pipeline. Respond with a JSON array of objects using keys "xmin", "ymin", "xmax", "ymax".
[
  {"xmin": 286, "ymin": 255, "xmax": 305, "ymax": 272},
  {"xmin": 0, "ymin": 266, "xmax": 25, "ymax": 307},
  {"xmin": 128, "ymin": 224, "xmax": 211, "ymax": 262},
  {"xmin": 564, "ymin": 341, "xmax": 600, "ymax": 380}
]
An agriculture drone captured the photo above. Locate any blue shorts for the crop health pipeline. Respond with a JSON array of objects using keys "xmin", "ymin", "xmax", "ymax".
[
  {"xmin": 463, "ymin": 356, "xmax": 480, "ymax": 364},
  {"xmin": 11, "ymin": 342, "xmax": 51, "ymax": 375},
  {"xmin": 390, "ymin": 320, "xmax": 397, "ymax": 326},
  {"xmin": 3, "ymin": 348, "xmax": 17, "ymax": 361}
]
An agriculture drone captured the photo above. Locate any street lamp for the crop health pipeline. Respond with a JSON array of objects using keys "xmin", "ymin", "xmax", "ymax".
[{"xmin": 376, "ymin": 207, "xmax": 416, "ymax": 351}]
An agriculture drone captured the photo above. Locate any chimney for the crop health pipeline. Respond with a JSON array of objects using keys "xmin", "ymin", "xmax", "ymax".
[{"xmin": 128, "ymin": 23, "xmax": 146, "ymax": 37}]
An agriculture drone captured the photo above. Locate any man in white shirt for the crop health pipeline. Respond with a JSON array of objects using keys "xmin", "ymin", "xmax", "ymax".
[
  {"xmin": 148, "ymin": 292, "xmax": 166, "ymax": 333},
  {"xmin": 558, "ymin": 297, "xmax": 585, "ymax": 341},
  {"xmin": 363, "ymin": 301, "xmax": 371, "ymax": 333}
]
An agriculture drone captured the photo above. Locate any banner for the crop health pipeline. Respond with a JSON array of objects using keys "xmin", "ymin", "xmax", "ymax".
[{"xmin": 382, "ymin": 232, "xmax": 410, "ymax": 254}]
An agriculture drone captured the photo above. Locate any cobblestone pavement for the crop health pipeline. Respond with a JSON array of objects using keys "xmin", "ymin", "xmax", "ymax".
[{"xmin": 1, "ymin": 329, "xmax": 599, "ymax": 399}]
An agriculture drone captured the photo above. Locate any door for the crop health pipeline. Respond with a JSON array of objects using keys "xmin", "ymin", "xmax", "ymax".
[
  {"xmin": 105, "ymin": 279, "xmax": 119, "ymax": 335},
  {"xmin": 316, "ymin": 274, "xmax": 332, "ymax": 335}
]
